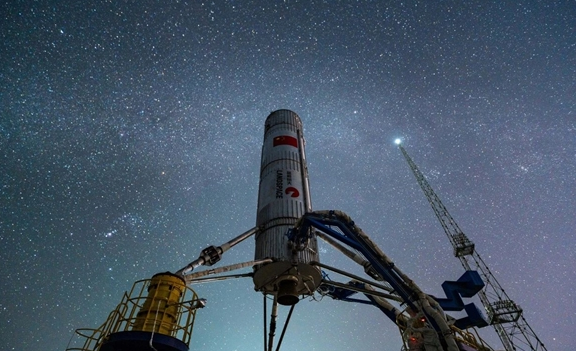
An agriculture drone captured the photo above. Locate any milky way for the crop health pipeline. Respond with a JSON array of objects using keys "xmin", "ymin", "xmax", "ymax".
[{"xmin": 1, "ymin": 1, "xmax": 575, "ymax": 350}]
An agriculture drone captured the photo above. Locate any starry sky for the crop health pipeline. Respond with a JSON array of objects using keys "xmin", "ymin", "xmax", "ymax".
[{"xmin": 1, "ymin": 1, "xmax": 575, "ymax": 350}]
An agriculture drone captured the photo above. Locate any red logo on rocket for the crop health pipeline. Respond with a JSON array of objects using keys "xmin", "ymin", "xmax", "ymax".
[{"xmin": 285, "ymin": 187, "xmax": 300, "ymax": 198}]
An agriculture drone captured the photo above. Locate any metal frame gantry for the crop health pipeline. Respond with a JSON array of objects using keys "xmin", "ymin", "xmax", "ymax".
[{"xmin": 397, "ymin": 142, "xmax": 547, "ymax": 351}]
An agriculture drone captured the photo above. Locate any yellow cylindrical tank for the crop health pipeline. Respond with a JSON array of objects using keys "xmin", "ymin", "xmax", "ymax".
[{"xmin": 132, "ymin": 272, "xmax": 186, "ymax": 336}]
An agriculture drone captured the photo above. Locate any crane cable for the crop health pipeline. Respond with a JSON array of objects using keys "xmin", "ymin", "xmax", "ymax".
[{"xmin": 275, "ymin": 304, "xmax": 295, "ymax": 351}]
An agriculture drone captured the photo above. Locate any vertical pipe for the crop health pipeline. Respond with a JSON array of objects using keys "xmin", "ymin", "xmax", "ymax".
[{"xmin": 267, "ymin": 295, "xmax": 279, "ymax": 351}]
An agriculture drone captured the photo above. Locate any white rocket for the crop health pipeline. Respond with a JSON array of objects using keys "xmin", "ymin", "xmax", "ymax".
[{"xmin": 252, "ymin": 110, "xmax": 321, "ymax": 305}]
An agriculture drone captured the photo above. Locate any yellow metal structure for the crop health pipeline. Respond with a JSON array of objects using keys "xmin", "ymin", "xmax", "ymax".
[
  {"xmin": 132, "ymin": 273, "xmax": 186, "ymax": 334},
  {"xmin": 66, "ymin": 273, "xmax": 202, "ymax": 351}
]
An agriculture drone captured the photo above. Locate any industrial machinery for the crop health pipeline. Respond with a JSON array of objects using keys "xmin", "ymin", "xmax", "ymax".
[
  {"xmin": 396, "ymin": 140, "xmax": 547, "ymax": 351},
  {"xmin": 65, "ymin": 110, "xmax": 543, "ymax": 351},
  {"xmin": 66, "ymin": 272, "xmax": 206, "ymax": 351},
  {"xmin": 288, "ymin": 209, "xmax": 491, "ymax": 351}
]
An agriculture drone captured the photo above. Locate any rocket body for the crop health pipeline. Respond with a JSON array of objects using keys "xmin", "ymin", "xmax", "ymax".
[{"xmin": 253, "ymin": 110, "xmax": 321, "ymax": 305}]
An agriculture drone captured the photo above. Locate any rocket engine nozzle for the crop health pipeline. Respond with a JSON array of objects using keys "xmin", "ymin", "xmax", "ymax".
[{"xmin": 277, "ymin": 278, "xmax": 300, "ymax": 306}]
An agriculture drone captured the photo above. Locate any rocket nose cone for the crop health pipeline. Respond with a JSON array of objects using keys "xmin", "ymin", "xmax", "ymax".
[{"xmin": 265, "ymin": 109, "xmax": 302, "ymax": 126}]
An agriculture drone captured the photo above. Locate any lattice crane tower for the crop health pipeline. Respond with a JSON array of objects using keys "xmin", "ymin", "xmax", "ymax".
[{"xmin": 397, "ymin": 141, "xmax": 547, "ymax": 351}]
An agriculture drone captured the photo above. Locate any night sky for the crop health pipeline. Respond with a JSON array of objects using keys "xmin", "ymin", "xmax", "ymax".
[{"xmin": 1, "ymin": 1, "xmax": 575, "ymax": 351}]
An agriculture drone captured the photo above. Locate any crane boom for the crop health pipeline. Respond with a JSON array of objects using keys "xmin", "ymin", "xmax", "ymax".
[{"xmin": 398, "ymin": 143, "xmax": 547, "ymax": 351}]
